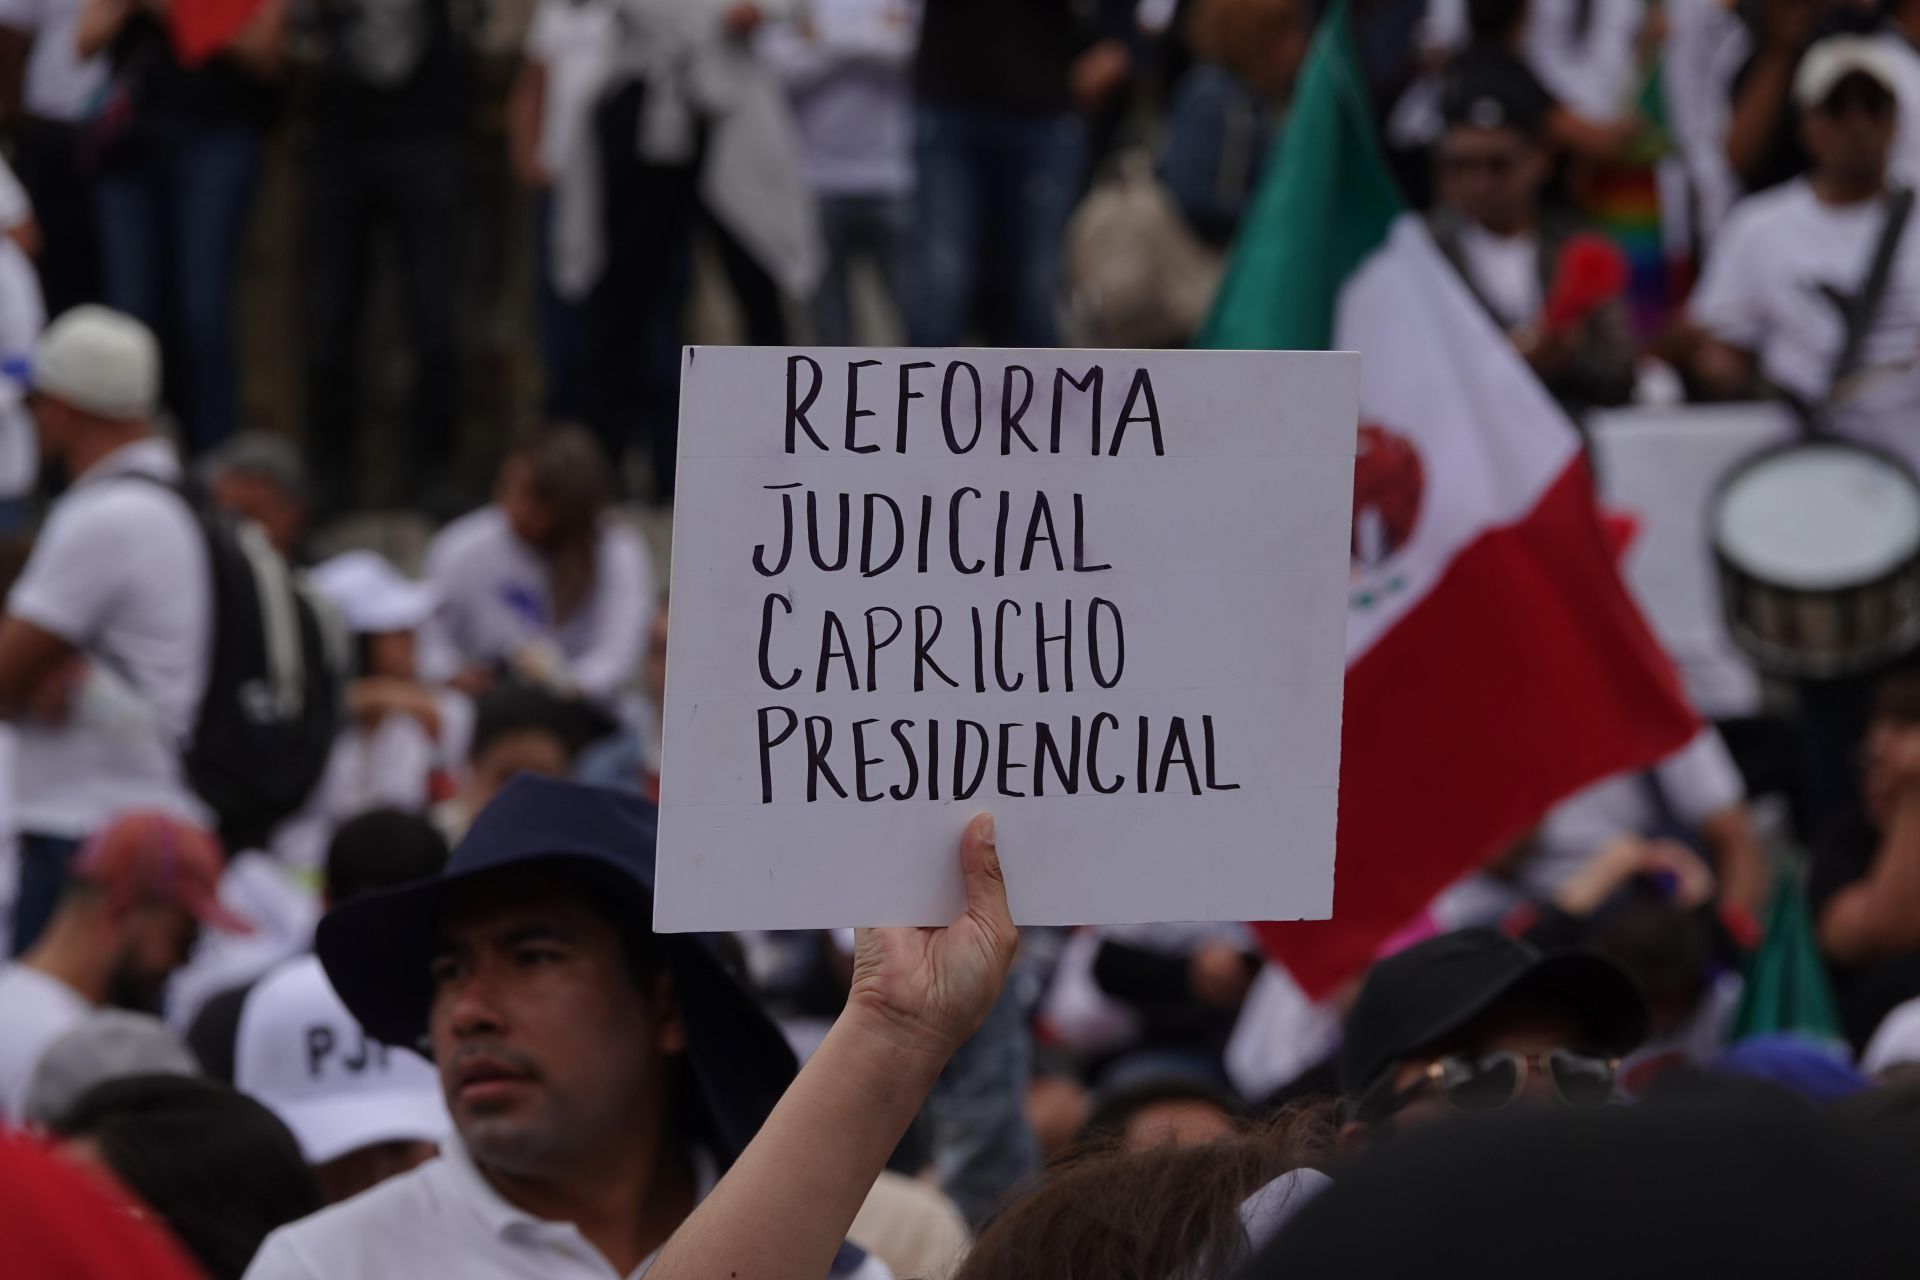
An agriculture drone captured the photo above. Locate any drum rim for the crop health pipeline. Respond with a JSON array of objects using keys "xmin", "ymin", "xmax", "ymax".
[
  {"xmin": 1717, "ymin": 556, "xmax": 1920, "ymax": 680},
  {"xmin": 1709, "ymin": 435, "xmax": 1920, "ymax": 588}
]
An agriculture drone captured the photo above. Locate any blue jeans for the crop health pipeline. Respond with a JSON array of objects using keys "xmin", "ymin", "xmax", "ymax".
[
  {"xmin": 10, "ymin": 832, "xmax": 82, "ymax": 957},
  {"xmin": 909, "ymin": 106, "xmax": 1084, "ymax": 348},
  {"xmin": 534, "ymin": 191, "xmax": 593, "ymax": 425},
  {"xmin": 811, "ymin": 194, "xmax": 913, "ymax": 347},
  {"xmin": 304, "ymin": 130, "xmax": 463, "ymax": 511},
  {"xmin": 94, "ymin": 123, "xmax": 262, "ymax": 453},
  {"xmin": 586, "ymin": 79, "xmax": 702, "ymax": 497}
]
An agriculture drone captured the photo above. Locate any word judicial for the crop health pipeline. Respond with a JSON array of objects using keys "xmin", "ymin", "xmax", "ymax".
[{"xmin": 754, "ymin": 485, "xmax": 1111, "ymax": 579}]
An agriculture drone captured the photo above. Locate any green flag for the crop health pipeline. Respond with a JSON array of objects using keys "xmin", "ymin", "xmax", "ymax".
[{"xmin": 1198, "ymin": 0, "xmax": 1402, "ymax": 351}]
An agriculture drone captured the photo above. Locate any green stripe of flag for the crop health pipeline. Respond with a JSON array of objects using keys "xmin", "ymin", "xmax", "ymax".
[{"xmin": 1197, "ymin": 0, "xmax": 1405, "ymax": 352}]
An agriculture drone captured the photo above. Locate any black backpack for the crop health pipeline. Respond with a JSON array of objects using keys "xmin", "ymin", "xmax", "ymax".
[{"xmin": 125, "ymin": 476, "xmax": 345, "ymax": 851}]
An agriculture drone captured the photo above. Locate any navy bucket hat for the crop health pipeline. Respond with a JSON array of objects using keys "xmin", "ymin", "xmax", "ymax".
[{"xmin": 314, "ymin": 775, "xmax": 798, "ymax": 1162}]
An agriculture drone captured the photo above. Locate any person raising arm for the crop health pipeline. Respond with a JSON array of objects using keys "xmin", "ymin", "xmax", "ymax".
[
  {"xmin": 649, "ymin": 812, "xmax": 1017, "ymax": 1280},
  {"xmin": 1820, "ymin": 726, "xmax": 1920, "ymax": 968}
]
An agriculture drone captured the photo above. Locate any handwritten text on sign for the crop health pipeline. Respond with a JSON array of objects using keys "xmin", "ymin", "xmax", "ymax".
[{"xmin": 656, "ymin": 348, "xmax": 1359, "ymax": 932}]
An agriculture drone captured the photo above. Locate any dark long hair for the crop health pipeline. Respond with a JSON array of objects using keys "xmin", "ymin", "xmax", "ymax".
[
  {"xmin": 511, "ymin": 424, "xmax": 612, "ymax": 624},
  {"xmin": 56, "ymin": 1074, "xmax": 322, "ymax": 1280},
  {"xmin": 954, "ymin": 1106, "xmax": 1335, "ymax": 1280}
]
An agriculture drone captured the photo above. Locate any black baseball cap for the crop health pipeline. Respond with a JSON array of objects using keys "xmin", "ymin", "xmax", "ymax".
[
  {"xmin": 1337, "ymin": 927, "xmax": 1649, "ymax": 1101},
  {"xmin": 1439, "ymin": 56, "xmax": 1550, "ymax": 140},
  {"xmin": 315, "ymin": 775, "xmax": 798, "ymax": 1163}
]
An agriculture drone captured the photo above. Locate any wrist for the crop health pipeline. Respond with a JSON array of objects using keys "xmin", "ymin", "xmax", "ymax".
[
  {"xmin": 830, "ymin": 996, "xmax": 953, "ymax": 1091},
  {"xmin": 1555, "ymin": 885, "xmax": 1604, "ymax": 917}
]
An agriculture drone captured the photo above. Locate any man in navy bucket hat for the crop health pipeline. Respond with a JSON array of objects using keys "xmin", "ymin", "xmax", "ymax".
[{"xmin": 244, "ymin": 775, "xmax": 889, "ymax": 1279}]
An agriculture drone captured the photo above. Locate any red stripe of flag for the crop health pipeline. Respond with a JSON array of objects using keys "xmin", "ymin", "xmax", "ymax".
[{"xmin": 1253, "ymin": 457, "xmax": 1698, "ymax": 997}]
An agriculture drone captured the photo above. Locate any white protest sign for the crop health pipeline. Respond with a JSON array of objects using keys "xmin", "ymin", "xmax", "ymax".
[{"xmin": 655, "ymin": 347, "xmax": 1359, "ymax": 932}]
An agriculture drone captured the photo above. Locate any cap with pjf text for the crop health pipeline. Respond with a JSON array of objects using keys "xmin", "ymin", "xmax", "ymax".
[{"xmin": 234, "ymin": 954, "xmax": 449, "ymax": 1166}]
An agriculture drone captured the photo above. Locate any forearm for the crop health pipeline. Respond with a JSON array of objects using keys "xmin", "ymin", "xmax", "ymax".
[
  {"xmin": 75, "ymin": 0, "xmax": 131, "ymax": 60},
  {"xmin": 0, "ymin": 615, "xmax": 77, "ymax": 716},
  {"xmin": 569, "ymin": 548, "xmax": 648, "ymax": 701},
  {"xmin": 1702, "ymin": 809, "xmax": 1770, "ymax": 915},
  {"xmin": 0, "ymin": 31, "xmax": 29, "ymax": 131},
  {"xmin": 1823, "ymin": 798, "xmax": 1920, "ymax": 964},
  {"xmin": 648, "ymin": 1004, "xmax": 944, "ymax": 1280},
  {"xmin": 347, "ymin": 679, "xmax": 444, "ymax": 737},
  {"xmin": 224, "ymin": 0, "xmax": 286, "ymax": 78},
  {"xmin": 508, "ymin": 61, "xmax": 548, "ymax": 185},
  {"xmin": 1547, "ymin": 107, "xmax": 1633, "ymax": 163},
  {"xmin": 651, "ymin": 812, "xmax": 1013, "ymax": 1277},
  {"xmin": 1675, "ymin": 328, "xmax": 1758, "ymax": 399},
  {"xmin": 1567, "ymin": 305, "xmax": 1638, "ymax": 409},
  {"xmin": 1726, "ymin": 54, "xmax": 1792, "ymax": 183}
]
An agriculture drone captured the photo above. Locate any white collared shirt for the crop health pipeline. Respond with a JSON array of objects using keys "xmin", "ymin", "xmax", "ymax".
[
  {"xmin": 6, "ymin": 437, "xmax": 212, "ymax": 835},
  {"xmin": 244, "ymin": 1136, "xmax": 893, "ymax": 1280}
]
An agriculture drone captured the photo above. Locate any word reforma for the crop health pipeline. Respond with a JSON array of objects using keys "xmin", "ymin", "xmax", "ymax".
[{"xmin": 785, "ymin": 355, "xmax": 1166, "ymax": 457}]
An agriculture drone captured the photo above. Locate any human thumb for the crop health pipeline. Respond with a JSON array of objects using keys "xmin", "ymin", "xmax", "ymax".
[{"xmin": 960, "ymin": 812, "xmax": 1015, "ymax": 949}]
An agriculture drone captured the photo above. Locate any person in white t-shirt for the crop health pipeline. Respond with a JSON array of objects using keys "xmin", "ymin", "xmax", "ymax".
[
  {"xmin": 0, "ymin": 0, "xmax": 105, "ymax": 315},
  {"xmin": 0, "ymin": 810, "xmax": 248, "ymax": 1124},
  {"xmin": 1685, "ymin": 36, "xmax": 1920, "ymax": 473},
  {"xmin": 424, "ymin": 424, "xmax": 654, "ymax": 711},
  {"xmin": 0, "ymin": 307, "xmax": 212, "ymax": 954},
  {"xmin": 1425, "ymin": 62, "xmax": 1637, "ymax": 417}
]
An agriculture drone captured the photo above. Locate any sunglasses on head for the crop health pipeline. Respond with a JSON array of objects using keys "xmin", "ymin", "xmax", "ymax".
[{"xmin": 1372, "ymin": 1049, "xmax": 1620, "ymax": 1119}]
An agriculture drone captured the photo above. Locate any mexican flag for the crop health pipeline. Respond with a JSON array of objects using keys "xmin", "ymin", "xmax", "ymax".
[{"xmin": 1202, "ymin": 3, "xmax": 1697, "ymax": 997}]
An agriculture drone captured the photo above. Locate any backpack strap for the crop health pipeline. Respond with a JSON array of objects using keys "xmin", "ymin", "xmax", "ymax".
[
  {"xmin": 113, "ymin": 470, "xmax": 306, "ymax": 717},
  {"xmin": 238, "ymin": 520, "xmax": 307, "ymax": 719},
  {"xmin": 1828, "ymin": 186, "xmax": 1916, "ymax": 403}
]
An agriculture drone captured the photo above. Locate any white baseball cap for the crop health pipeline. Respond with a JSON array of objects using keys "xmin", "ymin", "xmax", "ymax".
[
  {"xmin": 309, "ymin": 551, "xmax": 440, "ymax": 635},
  {"xmin": 235, "ymin": 954, "xmax": 449, "ymax": 1166},
  {"xmin": 1794, "ymin": 35, "xmax": 1905, "ymax": 111},
  {"xmin": 30, "ymin": 305, "xmax": 161, "ymax": 421}
]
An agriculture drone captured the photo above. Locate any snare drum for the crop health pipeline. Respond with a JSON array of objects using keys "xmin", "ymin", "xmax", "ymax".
[{"xmin": 1711, "ymin": 440, "xmax": 1920, "ymax": 680}]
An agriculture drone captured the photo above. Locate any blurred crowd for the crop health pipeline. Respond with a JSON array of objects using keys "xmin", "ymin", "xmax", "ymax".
[
  {"xmin": 1, "ymin": 0, "xmax": 1918, "ymax": 489},
  {"xmin": 9, "ymin": 0, "xmax": 1920, "ymax": 1277}
]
